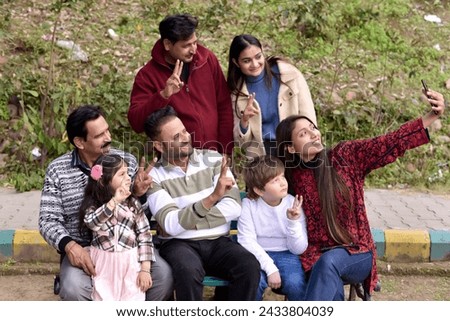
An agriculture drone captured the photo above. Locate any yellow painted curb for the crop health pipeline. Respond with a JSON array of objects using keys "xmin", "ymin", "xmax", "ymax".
[
  {"xmin": 13, "ymin": 230, "xmax": 59, "ymax": 263},
  {"xmin": 384, "ymin": 229, "xmax": 430, "ymax": 262}
]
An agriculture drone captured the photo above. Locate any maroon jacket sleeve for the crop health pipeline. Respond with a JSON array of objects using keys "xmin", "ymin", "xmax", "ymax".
[{"xmin": 128, "ymin": 61, "xmax": 170, "ymax": 133}]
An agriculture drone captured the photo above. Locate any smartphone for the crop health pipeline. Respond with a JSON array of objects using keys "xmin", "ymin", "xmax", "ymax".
[{"xmin": 421, "ymin": 79, "xmax": 438, "ymax": 113}]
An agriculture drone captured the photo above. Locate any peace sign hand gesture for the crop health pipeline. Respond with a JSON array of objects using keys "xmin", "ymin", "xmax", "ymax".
[
  {"xmin": 240, "ymin": 93, "xmax": 258, "ymax": 128},
  {"xmin": 160, "ymin": 59, "xmax": 184, "ymax": 99},
  {"xmin": 202, "ymin": 156, "xmax": 235, "ymax": 210},
  {"xmin": 287, "ymin": 195, "xmax": 303, "ymax": 220},
  {"xmin": 213, "ymin": 156, "xmax": 235, "ymax": 197},
  {"xmin": 133, "ymin": 157, "xmax": 156, "ymax": 197}
]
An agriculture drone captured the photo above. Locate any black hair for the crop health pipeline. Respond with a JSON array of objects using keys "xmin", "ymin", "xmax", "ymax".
[
  {"xmin": 66, "ymin": 105, "xmax": 104, "ymax": 146},
  {"xmin": 159, "ymin": 13, "xmax": 199, "ymax": 43},
  {"xmin": 144, "ymin": 105, "xmax": 178, "ymax": 141}
]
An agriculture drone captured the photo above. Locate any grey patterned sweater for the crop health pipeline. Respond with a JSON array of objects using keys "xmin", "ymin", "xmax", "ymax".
[{"xmin": 38, "ymin": 148, "xmax": 137, "ymax": 254}]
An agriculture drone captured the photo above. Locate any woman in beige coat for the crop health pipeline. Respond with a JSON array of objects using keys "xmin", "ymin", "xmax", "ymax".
[{"xmin": 227, "ymin": 34, "xmax": 317, "ymax": 159}]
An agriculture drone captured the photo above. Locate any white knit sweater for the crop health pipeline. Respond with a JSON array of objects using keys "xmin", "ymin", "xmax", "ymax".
[{"xmin": 237, "ymin": 195, "xmax": 308, "ymax": 276}]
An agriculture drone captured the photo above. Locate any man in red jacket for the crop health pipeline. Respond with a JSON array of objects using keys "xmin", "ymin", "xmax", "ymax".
[{"xmin": 128, "ymin": 13, "xmax": 233, "ymax": 155}]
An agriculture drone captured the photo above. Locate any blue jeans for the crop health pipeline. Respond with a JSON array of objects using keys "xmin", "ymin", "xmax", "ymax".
[
  {"xmin": 304, "ymin": 248, "xmax": 373, "ymax": 301},
  {"xmin": 257, "ymin": 251, "xmax": 306, "ymax": 301}
]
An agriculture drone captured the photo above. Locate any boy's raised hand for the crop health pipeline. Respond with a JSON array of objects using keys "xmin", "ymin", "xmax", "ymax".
[{"xmin": 287, "ymin": 194, "xmax": 303, "ymax": 220}]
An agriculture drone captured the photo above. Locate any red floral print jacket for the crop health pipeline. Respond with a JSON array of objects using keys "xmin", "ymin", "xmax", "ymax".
[{"xmin": 291, "ymin": 118, "xmax": 430, "ymax": 293}]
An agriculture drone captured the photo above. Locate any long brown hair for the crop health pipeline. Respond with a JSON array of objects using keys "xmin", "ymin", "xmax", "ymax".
[{"xmin": 276, "ymin": 115, "xmax": 352, "ymax": 244}]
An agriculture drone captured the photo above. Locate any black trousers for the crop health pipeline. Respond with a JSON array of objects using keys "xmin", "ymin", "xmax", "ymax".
[{"xmin": 159, "ymin": 236, "xmax": 260, "ymax": 300}]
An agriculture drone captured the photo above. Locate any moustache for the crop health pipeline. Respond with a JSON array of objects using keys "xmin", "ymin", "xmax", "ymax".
[
  {"xmin": 101, "ymin": 141, "xmax": 112, "ymax": 148},
  {"xmin": 179, "ymin": 141, "xmax": 191, "ymax": 147}
]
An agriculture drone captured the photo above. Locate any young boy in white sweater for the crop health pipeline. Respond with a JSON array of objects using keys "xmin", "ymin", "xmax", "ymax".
[{"xmin": 238, "ymin": 155, "xmax": 308, "ymax": 300}]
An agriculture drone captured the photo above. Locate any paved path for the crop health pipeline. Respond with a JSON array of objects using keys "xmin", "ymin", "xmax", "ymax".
[
  {"xmin": 1, "ymin": 187, "xmax": 448, "ymax": 231},
  {"xmin": 0, "ymin": 187, "xmax": 449, "ymax": 262},
  {"xmin": 364, "ymin": 189, "xmax": 450, "ymax": 231},
  {"xmin": 0, "ymin": 188, "xmax": 41, "ymax": 230}
]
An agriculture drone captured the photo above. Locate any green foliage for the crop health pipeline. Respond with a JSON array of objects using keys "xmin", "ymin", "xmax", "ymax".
[
  {"xmin": 291, "ymin": 0, "xmax": 331, "ymax": 39},
  {"xmin": 8, "ymin": 169, "xmax": 46, "ymax": 193},
  {"xmin": 0, "ymin": 258, "xmax": 16, "ymax": 269},
  {"xmin": 0, "ymin": 0, "xmax": 449, "ymax": 191}
]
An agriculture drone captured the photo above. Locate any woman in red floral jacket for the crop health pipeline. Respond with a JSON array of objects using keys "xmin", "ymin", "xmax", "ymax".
[{"xmin": 275, "ymin": 89, "xmax": 445, "ymax": 300}]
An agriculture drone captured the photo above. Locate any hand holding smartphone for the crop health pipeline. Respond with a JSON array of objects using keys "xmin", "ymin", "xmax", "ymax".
[{"xmin": 421, "ymin": 79, "xmax": 438, "ymax": 114}]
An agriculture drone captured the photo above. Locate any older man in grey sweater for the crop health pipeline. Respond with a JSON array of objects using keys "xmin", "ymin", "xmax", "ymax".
[{"xmin": 39, "ymin": 105, "xmax": 173, "ymax": 301}]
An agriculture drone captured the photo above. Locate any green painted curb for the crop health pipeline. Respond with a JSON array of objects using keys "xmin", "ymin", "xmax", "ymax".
[
  {"xmin": 429, "ymin": 230, "xmax": 450, "ymax": 261},
  {"xmin": 0, "ymin": 230, "xmax": 15, "ymax": 258}
]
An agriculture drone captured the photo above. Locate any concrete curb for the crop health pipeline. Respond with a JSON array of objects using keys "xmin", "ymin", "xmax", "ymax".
[
  {"xmin": 0, "ymin": 230, "xmax": 59, "ymax": 262},
  {"xmin": 1, "ymin": 228, "xmax": 449, "ymax": 263},
  {"xmin": 373, "ymin": 228, "xmax": 450, "ymax": 262},
  {"xmin": 2, "ymin": 261, "xmax": 449, "ymax": 277}
]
